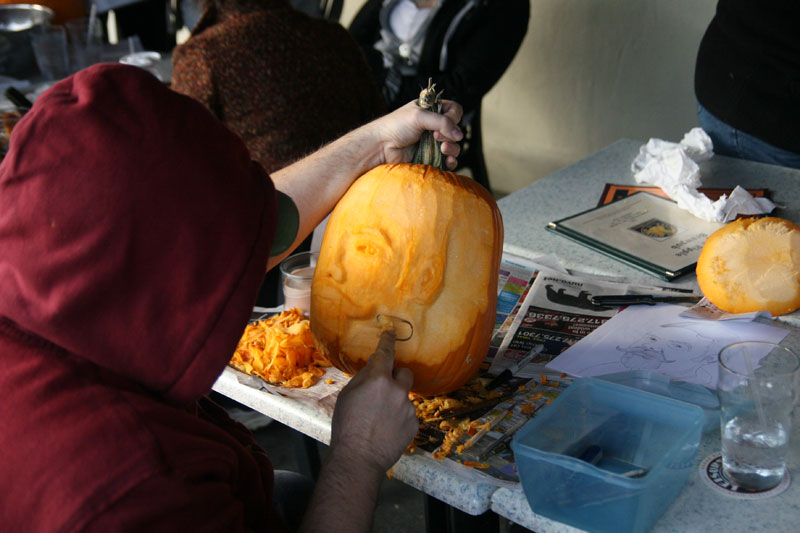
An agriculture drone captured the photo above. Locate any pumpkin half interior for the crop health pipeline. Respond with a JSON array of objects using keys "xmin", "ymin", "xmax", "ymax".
[
  {"xmin": 310, "ymin": 162, "xmax": 503, "ymax": 396},
  {"xmin": 696, "ymin": 216, "xmax": 800, "ymax": 316}
]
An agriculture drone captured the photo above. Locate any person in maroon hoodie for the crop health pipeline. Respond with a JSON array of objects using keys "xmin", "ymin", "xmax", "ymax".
[{"xmin": 0, "ymin": 64, "xmax": 463, "ymax": 532}]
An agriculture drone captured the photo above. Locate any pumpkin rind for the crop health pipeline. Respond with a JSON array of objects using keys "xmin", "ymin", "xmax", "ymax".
[
  {"xmin": 696, "ymin": 217, "xmax": 800, "ymax": 315},
  {"xmin": 310, "ymin": 163, "xmax": 503, "ymax": 395}
]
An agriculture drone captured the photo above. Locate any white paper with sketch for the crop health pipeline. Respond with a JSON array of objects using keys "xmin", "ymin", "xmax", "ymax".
[{"xmin": 546, "ymin": 304, "xmax": 790, "ymax": 389}]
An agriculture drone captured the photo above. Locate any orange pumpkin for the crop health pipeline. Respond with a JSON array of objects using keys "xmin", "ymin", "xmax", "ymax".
[
  {"xmin": 310, "ymin": 83, "xmax": 503, "ymax": 395},
  {"xmin": 696, "ymin": 217, "xmax": 800, "ymax": 316},
  {"xmin": 310, "ymin": 162, "xmax": 503, "ymax": 395}
]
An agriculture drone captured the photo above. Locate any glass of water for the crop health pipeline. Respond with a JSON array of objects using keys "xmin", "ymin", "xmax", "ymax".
[{"xmin": 718, "ymin": 342, "xmax": 800, "ymax": 491}]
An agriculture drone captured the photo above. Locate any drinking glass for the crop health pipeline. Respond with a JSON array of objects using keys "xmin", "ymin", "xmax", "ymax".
[
  {"xmin": 280, "ymin": 252, "xmax": 319, "ymax": 316},
  {"xmin": 717, "ymin": 342, "xmax": 800, "ymax": 491},
  {"xmin": 31, "ymin": 25, "xmax": 70, "ymax": 80},
  {"xmin": 65, "ymin": 17, "xmax": 104, "ymax": 71}
]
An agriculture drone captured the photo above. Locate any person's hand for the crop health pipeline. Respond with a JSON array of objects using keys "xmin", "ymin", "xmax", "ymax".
[
  {"xmin": 329, "ymin": 330, "xmax": 418, "ymax": 475},
  {"xmin": 373, "ymin": 99, "xmax": 464, "ymax": 169},
  {"xmin": 299, "ymin": 331, "xmax": 417, "ymax": 532}
]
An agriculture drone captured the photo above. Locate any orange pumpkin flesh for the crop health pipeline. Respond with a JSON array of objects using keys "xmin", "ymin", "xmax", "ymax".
[
  {"xmin": 696, "ymin": 217, "xmax": 800, "ymax": 315},
  {"xmin": 310, "ymin": 163, "xmax": 503, "ymax": 395}
]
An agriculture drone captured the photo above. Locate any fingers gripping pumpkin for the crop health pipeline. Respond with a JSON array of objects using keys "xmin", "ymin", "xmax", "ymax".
[{"xmin": 310, "ymin": 84, "xmax": 503, "ymax": 395}]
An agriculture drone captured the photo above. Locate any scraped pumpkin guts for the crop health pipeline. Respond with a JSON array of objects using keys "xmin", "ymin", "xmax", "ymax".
[{"xmin": 230, "ymin": 308, "xmax": 331, "ymax": 388}]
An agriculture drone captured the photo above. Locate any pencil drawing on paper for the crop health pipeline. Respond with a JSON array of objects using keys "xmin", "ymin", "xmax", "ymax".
[
  {"xmin": 579, "ymin": 322, "xmax": 720, "ymax": 386},
  {"xmin": 547, "ymin": 304, "xmax": 791, "ymax": 389}
]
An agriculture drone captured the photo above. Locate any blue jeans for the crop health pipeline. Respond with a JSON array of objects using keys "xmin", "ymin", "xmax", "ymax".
[{"xmin": 697, "ymin": 103, "xmax": 800, "ymax": 169}]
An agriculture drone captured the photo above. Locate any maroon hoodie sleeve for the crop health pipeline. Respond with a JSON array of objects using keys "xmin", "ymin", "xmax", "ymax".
[
  {"xmin": 0, "ymin": 64, "xmax": 284, "ymax": 531},
  {"xmin": 86, "ymin": 398, "xmax": 288, "ymax": 532},
  {"xmin": 85, "ymin": 474, "xmax": 286, "ymax": 533}
]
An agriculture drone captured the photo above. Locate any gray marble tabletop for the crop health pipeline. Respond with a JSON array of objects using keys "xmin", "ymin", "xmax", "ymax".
[
  {"xmin": 490, "ymin": 324, "xmax": 800, "ymax": 533},
  {"xmin": 491, "ymin": 407, "xmax": 800, "ymax": 533},
  {"xmin": 213, "ymin": 139, "xmax": 800, "ymax": 528},
  {"xmin": 498, "ymin": 138, "xmax": 800, "ymax": 297},
  {"xmin": 212, "ymin": 367, "xmax": 500, "ymax": 516},
  {"xmin": 491, "ymin": 139, "xmax": 800, "ymax": 532}
]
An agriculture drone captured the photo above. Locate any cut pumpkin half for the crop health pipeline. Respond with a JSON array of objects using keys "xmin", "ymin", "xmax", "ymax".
[{"xmin": 697, "ymin": 217, "xmax": 800, "ymax": 316}]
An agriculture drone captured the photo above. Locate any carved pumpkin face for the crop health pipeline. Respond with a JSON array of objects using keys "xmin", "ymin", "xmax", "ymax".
[
  {"xmin": 697, "ymin": 217, "xmax": 800, "ymax": 316},
  {"xmin": 310, "ymin": 163, "xmax": 503, "ymax": 395}
]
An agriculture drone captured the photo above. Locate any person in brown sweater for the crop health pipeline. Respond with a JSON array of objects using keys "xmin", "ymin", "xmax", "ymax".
[
  {"xmin": 172, "ymin": 0, "xmax": 386, "ymax": 306},
  {"xmin": 172, "ymin": 0, "xmax": 385, "ymax": 174}
]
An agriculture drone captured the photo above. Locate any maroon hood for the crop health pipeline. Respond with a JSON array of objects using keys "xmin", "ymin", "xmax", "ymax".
[{"xmin": 0, "ymin": 64, "xmax": 276, "ymax": 405}]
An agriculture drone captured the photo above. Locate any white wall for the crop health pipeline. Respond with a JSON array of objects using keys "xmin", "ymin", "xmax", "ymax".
[{"xmin": 341, "ymin": 0, "xmax": 718, "ymax": 195}]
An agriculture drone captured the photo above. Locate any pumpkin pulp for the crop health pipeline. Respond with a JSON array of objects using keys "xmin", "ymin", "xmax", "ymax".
[{"xmin": 697, "ymin": 217, "xmax": 800, "ymax": 315}]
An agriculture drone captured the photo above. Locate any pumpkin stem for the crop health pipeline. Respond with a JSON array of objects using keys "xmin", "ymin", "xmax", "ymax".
[{"xmin": 412, "ymin": 78, "xmax": 445, "ymax": 170}]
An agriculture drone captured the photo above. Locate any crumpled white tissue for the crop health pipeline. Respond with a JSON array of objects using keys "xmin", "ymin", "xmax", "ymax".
[{"xmin": 631, "ymin": 128, "xmax": 775, "ymax": 222}]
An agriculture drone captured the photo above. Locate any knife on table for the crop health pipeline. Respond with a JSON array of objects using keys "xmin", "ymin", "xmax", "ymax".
[
  {"xmin": 486, "ymin": 344, "xmax": 544, "ymax": 390},
  {"xmin": 3, "ymin": 87, "xmax": 33, "ymax": 114},
  {"xmin": 591, "ymin": 294, "xmax": 703, "ymax": 306},
  {"xmin": 479, "ymin": 416, "xmax": 529, "ymax": 459}
]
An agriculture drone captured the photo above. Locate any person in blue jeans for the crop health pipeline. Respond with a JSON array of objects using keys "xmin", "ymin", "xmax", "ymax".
[
  {"xmin": 697, "ymin": 104, "xmax": 800, "ymax": 170},
  {"xmin": 694, "ymin": 0, "xmax": 800, "ymax": 169}
]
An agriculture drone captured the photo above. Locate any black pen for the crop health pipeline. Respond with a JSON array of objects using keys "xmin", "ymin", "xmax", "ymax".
[
  {"xmin": 591, "ymin": 294, "xmax": 702, "ymax": 306},
  {"xmin": 3, "ymin": 87, "xmax": 33, "ymax": 114}
]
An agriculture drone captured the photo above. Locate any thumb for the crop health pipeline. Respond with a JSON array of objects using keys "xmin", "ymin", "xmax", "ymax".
[{"xmin": 415, "ymin": 106, "xmax": 463, "ymax": 143}]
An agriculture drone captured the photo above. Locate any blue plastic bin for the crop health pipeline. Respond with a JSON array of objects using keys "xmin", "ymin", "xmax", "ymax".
[
  {"xmin": 511, "ymin": 377, "xmax": 704, "ymax": 533},
  {"xmin": 597, "ymin": 370, "xmax": 719, "ymax": 433}
]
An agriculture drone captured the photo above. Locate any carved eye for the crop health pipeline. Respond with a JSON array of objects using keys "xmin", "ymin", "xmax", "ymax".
[
  {"xmin": 355, "ymin": 242, "xmax": 380, "ymax": 256},
  {"xmin": 330, "ymin": 228, "xmax": 394, "ymax": 287},
  {"xmin": 351, "ymin": 228, "xmax": 391, "ymax": 261}
]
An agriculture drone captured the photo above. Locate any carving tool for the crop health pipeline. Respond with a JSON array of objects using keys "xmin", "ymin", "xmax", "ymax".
[{"xmin": 486, "ymin": 344, "xmax": 544, "ymax": 390}]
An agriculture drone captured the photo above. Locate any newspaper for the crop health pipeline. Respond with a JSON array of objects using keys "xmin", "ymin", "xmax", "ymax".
[
  {"xmin": 486, "ymin": 255, "xmax": 539, "ymax": 367},
  {"xmin": 486, "ymin": 254, "xmax": 568, "ymax": 367},
  {"xmin": 487, "ymin": 267, "xmax": 702, "ymax": 378},
  {"xmin": 411, "ymin": 372, "xmax": 573, "ymax": 488},
  {"xmin": 230, "ymin": 365, "xmax": 347, "ymax": 417},
  {"xmin": 488, "ymin": 268, "xmax": 627, "ymax": 376}
]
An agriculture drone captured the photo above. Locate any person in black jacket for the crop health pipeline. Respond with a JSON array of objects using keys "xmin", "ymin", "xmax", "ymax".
[
  {"xmin": 694, "ymin": 0, "xmax": 800, "ymax": 169},
  {"xmin": 350, "ymin": 0, "xmax": 529, "ymax": 191}
]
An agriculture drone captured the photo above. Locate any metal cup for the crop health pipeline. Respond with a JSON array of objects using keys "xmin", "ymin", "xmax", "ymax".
[{"xmin": 0, "ymin": 4, "xmax": 54, "ymax": 79}]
